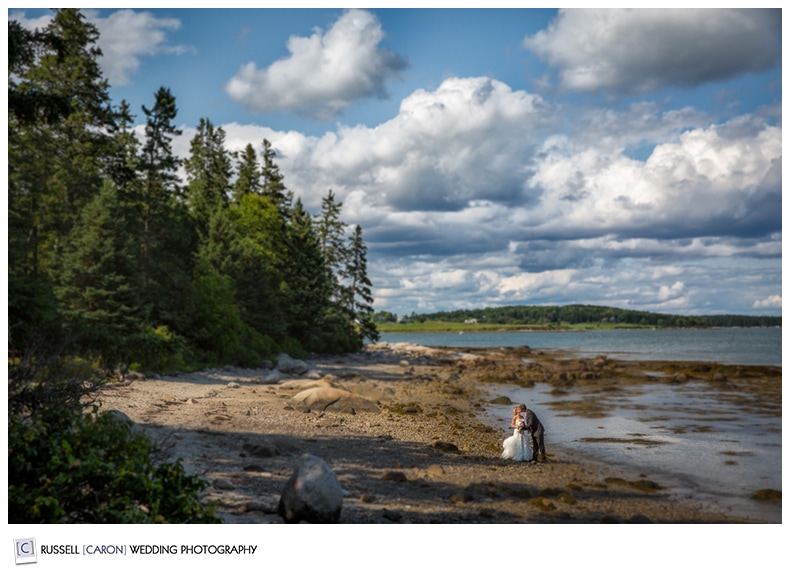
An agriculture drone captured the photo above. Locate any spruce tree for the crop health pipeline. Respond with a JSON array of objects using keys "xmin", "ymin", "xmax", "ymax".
[
  {"xmin": 232, "ymin": 143, "xmax": 262, "ymax": 204},
  {"xmin": 282, "ymin": 199, "xmax": 332, "ymax": 351},
  {"xmin": 56, "ymin": 179, "xmax": 142, "ymax": 365},
  {"xmin": 10, "ymin": 8, "xmax": 116, "ymax": 279},
  {"xmin": 136, "ymin": 87, "xmax": 194, "ymax": 331},
  {"xmin": 184, "ymin": 118, "xmax": 233, "ymax": 237},
  {"xmin": 316, "ymin": 189, "xmax": 349, "ymax": 287},
  {"xmin": 261, "ymin": 139, "xmax": 292, "ymax": 217},
  {"xmin": 344, "ymin": 225, "xmax": 379, "ymax": 345}
]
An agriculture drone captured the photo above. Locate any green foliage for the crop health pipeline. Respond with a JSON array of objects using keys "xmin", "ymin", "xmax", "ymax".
[
  {"xmin": 9, "ymin": 8, "xmax": 378, "ymax": 370},
  {"xmin": 191, "ymin": 263, "xmax": 277, "ymax": 366},
  {"xmin": 8, "ymin": 355, "xmax": 218, "ymax": 523},
  {"xmin": 125, "ymin": 325, "xmax": 188, "ymax": 373},
  {"xmin": 9, "ymin": 406, "xmax": 218, "ymax": 523}
]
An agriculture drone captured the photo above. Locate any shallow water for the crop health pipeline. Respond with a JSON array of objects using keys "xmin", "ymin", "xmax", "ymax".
[{"xmin": 483, "ymin": 381, "xmax": 782, "ymax": 523}]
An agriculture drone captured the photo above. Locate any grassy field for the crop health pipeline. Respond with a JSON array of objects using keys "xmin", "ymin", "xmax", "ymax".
[{"xmin": 376, "ymin": 321, "xmax": 651, "ymax": 333}]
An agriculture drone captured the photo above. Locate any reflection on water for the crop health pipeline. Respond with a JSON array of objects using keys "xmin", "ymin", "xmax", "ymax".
[{"xmin": 483, "ymin": 381, "xmax": 782, "ymax": 523}]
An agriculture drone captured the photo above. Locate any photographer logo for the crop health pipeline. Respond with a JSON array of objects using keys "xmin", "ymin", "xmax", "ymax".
[{"xmin": 14, "ymin": 538, "xmax": 37, "ymax": 565}]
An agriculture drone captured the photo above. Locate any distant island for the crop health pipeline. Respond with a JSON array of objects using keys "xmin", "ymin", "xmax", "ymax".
[{"xmin": 375, "ymin": 304, "xmax": 781, "ymax": 333}]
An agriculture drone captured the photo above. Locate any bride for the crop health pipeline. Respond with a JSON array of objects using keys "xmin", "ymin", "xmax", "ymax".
[{"xmin": 501, "ymin": 406, "xmax": 532, "ymax": 461}]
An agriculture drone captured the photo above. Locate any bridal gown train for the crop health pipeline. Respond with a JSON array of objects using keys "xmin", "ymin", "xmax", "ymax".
[{"xmin": 501, "ymin": 428, "xmax": 532, "ymax": 461}]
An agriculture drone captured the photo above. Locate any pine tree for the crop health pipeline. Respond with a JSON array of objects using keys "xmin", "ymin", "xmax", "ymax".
[
  {"xmin": 106, "ymin": 100, "xmax": 141, "ymax": 202},
  {"xmin": 9, "ymin": 9, "xmax": 116, "ymax": 353},
  {"xmin": 56, "ymin": 179, "xmax": 142, "ymax": 365},
  {"xmin": 135, "ymin": 87, "xmax": 194, "ymax": 330},
  {"xmin": 232, "ymin": 143, "xmax": 262, "ymax": 204},
  {"xmin": 316, "ymin": 189, "xmax": 349, "ymax": 287},
  {"xmin": 184, "ymin": 118, "xmax": 233, "ymax": 237},
  {"xmin": 10, "ymin": 8, "xmax": 116, "ymax": 279},
  {"xmin": 261, "ymin": 139, "xmax": 292, "ymax": 217},
  {"xmin": 282, "ymin": 199, "xmax": 332, "ymax": 351},
  {"xmin": 344, "ymin": 225, "xmax": 379, "ymax": 345}
]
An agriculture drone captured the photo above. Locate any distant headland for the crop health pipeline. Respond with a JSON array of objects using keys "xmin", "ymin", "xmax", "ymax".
[{"xmin": 375, "ymin": 304, "xmax": 781, "ymax": 333}]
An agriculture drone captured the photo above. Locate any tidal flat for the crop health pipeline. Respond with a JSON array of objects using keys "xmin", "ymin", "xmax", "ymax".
[{"xmin": 480, "ymin": 348, "xmax": 781, "ymax": 522}]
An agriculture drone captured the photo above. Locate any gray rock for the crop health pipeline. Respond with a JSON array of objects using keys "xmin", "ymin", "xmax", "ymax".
[
  {"xmin": 213, "ymin": 478, "xmax": 236, "ymax": 490},
  {"xmin": 278, "ymin": 454, "xmax": 343, "ymax": 523},
  {"xmin": 257, "ymin": 370, "xmax": 284, "ymax": 384},
  {"xmin": 276, "ymin": 354, "xmax": 310, "ymax": 375}
]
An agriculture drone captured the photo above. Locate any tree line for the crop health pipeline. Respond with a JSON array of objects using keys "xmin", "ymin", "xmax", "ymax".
[
  {"xmin": 9, "ymin": 9, "xmax": 378, "ymax": 373},
  {"xmin": 393, "ymin": 304, "xmax": 781, "ymax": 328}
]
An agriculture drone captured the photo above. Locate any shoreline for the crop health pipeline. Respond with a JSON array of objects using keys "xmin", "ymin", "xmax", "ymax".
[{"xmin": 96, "ymin": 342, "xmax": 781, "ymax": 523}]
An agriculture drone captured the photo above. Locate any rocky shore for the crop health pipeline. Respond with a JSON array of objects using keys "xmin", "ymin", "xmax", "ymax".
[{"xmin": 97, "ymin": 342, "xmax": 781, "ymax": 524}]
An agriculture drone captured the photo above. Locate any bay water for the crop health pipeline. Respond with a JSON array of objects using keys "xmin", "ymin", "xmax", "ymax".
[
  {"xmin": 379, "ymin": 326, "xmax": 781, "ymax": 366},
  {"xmin": 379, "ymin": 327, "xmax": 782, "ymax": 522}
]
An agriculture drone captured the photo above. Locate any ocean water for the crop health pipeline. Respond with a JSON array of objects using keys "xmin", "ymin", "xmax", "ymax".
[
  {"xmin": 379, "ymin": 327, "xmax": 782, "ymax": 522},
  {"xmin": 379, "ymin": 326, "xmax": 782, "ymax": 366}
]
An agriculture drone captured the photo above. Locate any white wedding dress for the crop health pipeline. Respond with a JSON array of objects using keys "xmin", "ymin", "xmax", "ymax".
[{"xmin": 501, "ymin": 428, "xmax": 532, "ymax": 461}]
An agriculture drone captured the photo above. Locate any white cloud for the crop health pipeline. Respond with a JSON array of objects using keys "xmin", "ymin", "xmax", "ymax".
[
  {"xmin": 86, "ymin": 9, "xmax": 191, "ymax": 86},
  {"xmin": 198, "ymin": 76, "xmax": 779, "ymax": 318},
  {"xmin": 10, "ymin": 9, "xmax": 191, "ymax": 86},
  {"xmin": 225, "ymin": 9, "xmax": 407, "ymax": 118},
  {"xmin": 658, "ymin": 281, "xmax": 685, "ymax": 301},
  {"xmin": 523, "ymin": 9, "xmax": 781, "ymax": 94},
  {"xmin": 527, "ymin": 117, "xmax": 781, "ymax": 238},
  {"xmin": 752, "ymin": 295, "xmax": 781, "ymax": 309}
]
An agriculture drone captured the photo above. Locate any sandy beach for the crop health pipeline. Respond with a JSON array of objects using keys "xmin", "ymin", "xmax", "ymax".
[{"xmin": 96, "ymin": 342, "xmax": 781, "ymax": 524}]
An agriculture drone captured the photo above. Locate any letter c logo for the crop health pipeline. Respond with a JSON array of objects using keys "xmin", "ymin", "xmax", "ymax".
[{"xmin": 19, "ymin": 542, "xmax": 31, "ymax": 555}]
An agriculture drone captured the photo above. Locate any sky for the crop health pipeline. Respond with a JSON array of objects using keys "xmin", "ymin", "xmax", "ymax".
[{"xmin": 9, "ymin": 6, "xmax": 783, "ymax": 318}]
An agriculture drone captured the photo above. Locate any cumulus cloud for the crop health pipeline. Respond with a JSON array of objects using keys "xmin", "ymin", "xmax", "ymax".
[
  {"xmin": 225, "ymin": 9, "xmax": 407, "ymax": 118},
  {"xmin": 284, "ymin": 76, "xmax": 550, "ymax": 213},
  {"xmin": 527, "ymin": 117, "xmax": 782, "ymax": 240},
  {"xmin": 752, "ymin": 295, "xmax": 781, "ymax": 309},
  {"xmin": 10, "ymin": 9, "xmax": 191, "ymax": 86},
  {"xmin": 208, "ymin": 76, "xmax": 779, "ymax": 317},
  {"xmin": 523, "ymin": 9, "xmax": 781, "ymax": 94},
  {"xmin": 86, "ymin": 9, "xmax": 191, "ymax": 86}
]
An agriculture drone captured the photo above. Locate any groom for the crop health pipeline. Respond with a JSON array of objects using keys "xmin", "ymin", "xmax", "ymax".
[{"xmin": 518, "ymin": 404, "xmax": 546, "ymax": 463}]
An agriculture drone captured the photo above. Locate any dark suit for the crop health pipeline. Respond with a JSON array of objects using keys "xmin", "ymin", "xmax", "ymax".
[{"xmin": 523, "ymin": 409, "xmax": 545, "ymax": 461}]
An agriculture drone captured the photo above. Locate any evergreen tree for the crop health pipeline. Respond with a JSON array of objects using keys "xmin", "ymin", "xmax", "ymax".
[
  {"xmin": 8, "ymin": 20, "xmax": 71, "ymax": 125},
  {"xmin": 135, "ymin": 87, "xmax": 194, "ymax": 331},
  {"xmin": 316, "ymin": 189, "xmax": 349, "ymax": 290},
  {"xmin": 106, "ymin": 100, "xmax": 141, "ymax": 201},
  {"xmin": 230, "ymin": 195, "xmax": 289, "ymax": 340},
  {"xmin": 344, "ymin": 225, "xmax": 379, "ymax": 344},
  {"xmin": 232, "ymin": 143, "xmax": 262, "ymax": 204},
  {"xmin": 282, "ymin": 199, "xmax": 332, "ymax": 351},
  {"xmin": 261, "ymin": 139, "xmax": 292, "ymax": 216},
  {"xmin": 184, "ymin": 118, "xmax": 233, "ymax": 237},
  {"xmin": 10, "ymin": 8, "xmax": 116, "ymax": 279},
  {"xmin": 56, "ymin": 179, "xmax": 142, "ymax": 365},
  {"xmin": 8, "ymin": 9, "xmax": 116, "ymax": 353}
]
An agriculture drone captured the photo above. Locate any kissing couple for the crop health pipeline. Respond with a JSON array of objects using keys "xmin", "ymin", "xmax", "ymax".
[{"xmin": 501, "ymin": 403, "xmax": 546, "ymax": 463}]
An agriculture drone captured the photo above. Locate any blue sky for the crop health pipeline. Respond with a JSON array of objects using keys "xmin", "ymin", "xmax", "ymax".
[{"xmin": 10, "ymin": 7, "xmax": 783, "ymax": 318}]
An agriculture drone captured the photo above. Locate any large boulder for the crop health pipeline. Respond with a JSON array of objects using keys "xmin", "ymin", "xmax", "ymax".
[
  {"xmin": 276, "ymin": 354, "xmax": 310, "ymax": 375},
  {"xmin": 287, "ymin": 387, "xmax": 380, "ymax": 414},
  {"xmin": 278, "ymin": 454, "xmax": 343, "ymax": 523}
]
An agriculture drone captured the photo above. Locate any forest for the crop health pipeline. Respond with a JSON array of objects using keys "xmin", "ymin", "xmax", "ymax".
[
  {"xmin": 8, "ymin": 10, "xmax": 379, "ymax": 374},
  {"xmin": 390, "ymin": 304, "xmax": 782, "ymax": 329},
  {"xmin": 8, "ymin": 9, "xmax": 382, "ymax": 524}
]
